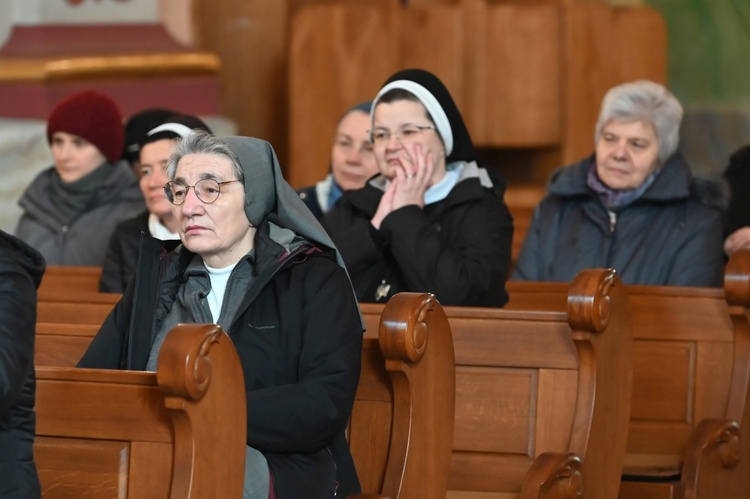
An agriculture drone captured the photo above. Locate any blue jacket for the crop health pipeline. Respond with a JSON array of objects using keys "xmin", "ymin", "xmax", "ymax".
[
  {"xmin": 0, "ymin": 230, "xmax": 45, "ymax": 499},
  {"xmin": 513, "ymin": 153, "xmax": 726, "ymax": 286}
]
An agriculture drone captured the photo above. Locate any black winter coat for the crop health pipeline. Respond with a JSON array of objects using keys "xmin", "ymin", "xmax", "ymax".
[
  {"xmin": 0, "ymin": 230, "xmax": 45, "ymax": 499},
  {"xmin": 513, "ymin": 154, "xmax": 726, "ymax": 286},
  {"xmin": 99, "ymin": 212, "xmax": 179, "ymax": 293},
  {"xmin": 78, "ymin": 224, "xmax": 363, "ymax": 498},
  {"xmin": 724, "ymin": 144, "xmax": 750, "ymax": 236},
  {"xmin": 322, "ymin": 173, "xmax": 513, "ymax": 307}
]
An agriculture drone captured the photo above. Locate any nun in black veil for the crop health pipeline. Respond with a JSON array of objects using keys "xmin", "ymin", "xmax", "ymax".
[{"xmin": 322, "ymin": 68, "xmax": 514, "ymax": 307}]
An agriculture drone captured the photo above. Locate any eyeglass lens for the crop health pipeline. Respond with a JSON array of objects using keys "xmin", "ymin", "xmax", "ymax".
[
  {"xmin": 370, "ymin": 125, "xmax": 433, "ymax": 144},
  {"xmin": 165, "ymin": 179, "xmax": 222, "ymax": 205}
]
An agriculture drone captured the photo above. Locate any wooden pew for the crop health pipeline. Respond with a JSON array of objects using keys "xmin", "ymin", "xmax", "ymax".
[
  {"xmin": 361, "ymin": 268, "xmax": 632, "ymax": 498},
  {"xmin": 34, "ymin": 323, "xmax": 247, "ymax": 498},
  {"xmin": 504, "ymin": 249, "xmax": 750, "ymax": 498},
  {"xmin": 36, "ymin": 322, "xmax": 99, "ymax": 366},
  {"xmin": 37, "ymin": 291, "xmax": 120, "ymax": 324},
  {"xmin": 38, "ymin": 265, "xmax": 102, "ymax": 297},
  {"xmin": 33, "ymin": 293, "xmax": 456, "ymax": 498},
  {"xmin": 352, "ymin": 292, "xmax": 455, "ymax": 498}
]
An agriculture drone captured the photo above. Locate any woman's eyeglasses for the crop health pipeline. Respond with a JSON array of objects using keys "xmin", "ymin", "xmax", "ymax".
[
  {"xmin": 368, "ymin": 125, "xmax": 436, "ymax": 146},
  {"xmin": 164, "ymin": 179, "xmax": 242, "ymax": 205}
]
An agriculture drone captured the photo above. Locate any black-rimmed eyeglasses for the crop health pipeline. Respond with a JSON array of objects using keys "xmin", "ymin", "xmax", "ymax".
[{"xmin": 164, "ymin": 179, "xmax": 242, "ymax": 205}]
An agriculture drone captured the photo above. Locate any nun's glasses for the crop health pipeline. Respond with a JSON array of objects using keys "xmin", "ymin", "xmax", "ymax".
[
  {"xmin": 368, "ymin": 124, "xmax": 436, "ymax": 146},
  {"xmin": 164, "ymin": 179, "xmax": 242, "ymax": 205}
]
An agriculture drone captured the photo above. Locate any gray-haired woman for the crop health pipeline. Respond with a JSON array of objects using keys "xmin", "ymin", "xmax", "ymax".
[
  {"xmin": 79, "ymin": 131, "xmax": 364, "ymax": 498},
  {"xmin": 513, "ymin": 80, "xmax": 726, "ymax": 286}
]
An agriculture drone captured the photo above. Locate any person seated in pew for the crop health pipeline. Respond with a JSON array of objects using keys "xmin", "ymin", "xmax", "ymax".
[
  {"xmin": 78, "ymin": 131, "xmax": 364, "ymax": 499},
  {"xmin": 296, "ymin": 101, "xmax": 380, "ymax": 220},
  {"xmin": 513, "ymin": 80, "xmax": 726, "ymax": 286},
  {"xmin": 723, "ymin": 143, "xmax": 750, "ymax": 256},
  {"xmin": 121, "ymin": 107, "xmax": 178, "ymax": 174},
  {"xmin": 322, "ymin": 68, "xmax": 514, "ymax": 306},
  {"xmin": 0, "ymin": 229, "xmax": 45, "ymax": 498},
  {"xmin": 14, "ymin": 90, "xmax": 145, "ymax": 266},
  {"xmin": 99, "ymin": 114, "xmax": 213, "ymax": 293}
]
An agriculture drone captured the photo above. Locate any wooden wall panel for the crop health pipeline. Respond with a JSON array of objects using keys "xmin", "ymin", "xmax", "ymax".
[
  {"xmin": 484, "ymin": 4, "xmax": 561, "ymax": 146},
  {"xmin": 287, "ymin": 4, "xmax": 400, "ymax": 188},
  {"xmin": 561, "ymin": 5, "xmax": 667, "ymax": 165},
  {"xmin": 401, "ymin": 5, "xmax": 467, "ymax": 114}
]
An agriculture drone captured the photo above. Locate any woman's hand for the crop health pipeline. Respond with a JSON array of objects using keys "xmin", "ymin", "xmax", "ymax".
[
  {"xmin": 725, "ymin": 226, "xmax": 750, "ymax": 256},
  {"xmin": 391, "ymin": 144, "xmax": 433, "ymax": 210},
  {"xmin": 371, "ymin": 144, "xmax": 433, "ymax": 230},
  {"xmin": 371, "ymin": 178, "xmax": 397, "ymax": 230}
]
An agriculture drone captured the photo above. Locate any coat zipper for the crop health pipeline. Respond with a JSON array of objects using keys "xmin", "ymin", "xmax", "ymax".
[{"xmin": 607, "ymin": 210, "xmax": 617, "ymax": 233}]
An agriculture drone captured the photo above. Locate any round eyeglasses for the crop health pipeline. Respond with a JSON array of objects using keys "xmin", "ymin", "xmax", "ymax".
[{"xmin": 164, "ymin": 179, "xmax": 242, "ymax": 205}]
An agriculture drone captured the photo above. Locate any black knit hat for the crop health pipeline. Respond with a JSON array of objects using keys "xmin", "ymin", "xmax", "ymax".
[
  {"xmin": 373, "ymin": 68, "xmax": 477, "ymax": 164},
  {"xmin": 122, "ymin": 108, "xmax": 178, "ymax": 164}
]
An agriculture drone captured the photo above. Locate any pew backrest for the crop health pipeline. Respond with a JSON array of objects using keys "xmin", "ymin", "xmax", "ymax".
[
  {"xmin": 33, "ymin": 294, "xmax": 457, "ymax": 499},
  {"xmin": 505, "ymin": 250, "xmax": 750, "ymax": 498},
  {"xmin": 351, "ymin": 292, "xmax": 456, "ymax": 499},
  {"xmin": 34, "ymin": 324, "xmax": 247, "ymax": 499},
  {"xmin": 38, "ymin": 265, "xmax": 102, "ymax": 297},
  {"xmin": 361, "ymin": 269, "xmax": 632, "ymax": 498}
]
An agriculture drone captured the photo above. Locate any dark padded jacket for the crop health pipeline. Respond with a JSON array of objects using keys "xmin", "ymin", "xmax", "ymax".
[
  {"xmin": 0, "ymin": 230, "xmax": 45, "ymax": 498},
  {"xmin": 98, "ymin": 212, "xmax": 179, "ymax": 293},
  {"xmin": 78, "ymin": 222, "xmax": 363, "ymax": 499},
  {"xmin": 724, "ymin": 144, "xmax": 750, "ymax": 236},
  {"xmin": 513, "ymin": 153, "xmax": 726, "ymax": 287},
  {"xmin": 322, "ymin": 170, "xmax": 513, "ymax": 307}
]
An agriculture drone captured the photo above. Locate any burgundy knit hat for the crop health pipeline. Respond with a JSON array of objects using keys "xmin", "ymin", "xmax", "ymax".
[{"xmin": 46, "ymin": 90, "xmax": 124, "ymax": 163}]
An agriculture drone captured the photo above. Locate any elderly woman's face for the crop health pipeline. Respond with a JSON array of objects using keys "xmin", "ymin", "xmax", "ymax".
[
  {"xmin": 331, "ymin": 111, "xmax": 379, "ymax": 191},
  {"xmin": 171, "ymin": 153, "xmax": 254, "ymax": 268},
  {"xmin": 371, "ymin": 99, "xmax": 446, "ymax": 182},
  {"xmin": 595, "ymin": 119, "xmax": 660, "ymax": 191}
]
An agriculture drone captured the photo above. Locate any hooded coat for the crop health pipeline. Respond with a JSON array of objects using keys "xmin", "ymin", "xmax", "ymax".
[
  {"xmin": 322, "ymin": 69, "xmax": 514, "ymax": 307},
  {"xmin": 0, "ymin": 230, "xmax": 45, "ymax": 499},
  {"xmin": 512, "ymin": 153, "xmax": 726, "ymax": 286},
  {"xmin": 78, "ymin": 136, "xmax": 363, "ymax": 499},
  {"xmin": 15, "ymin": 162, "xmax": 145, "ymax": 266}
]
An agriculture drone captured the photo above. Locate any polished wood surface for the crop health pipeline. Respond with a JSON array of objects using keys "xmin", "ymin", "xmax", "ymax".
[
  {"xmin": 505, "ymin": 250, "xmax": 750, "ymax": 498},
  {"xmin": 286, "ymin": 1, "xmax": 666, "ymax": 187},
  {"xmin": 361, "ymin": 268, "xmax": 632, "ymax": 498},
  {"xmin": 38, "ymin": 265, "xmax": 102, "ymax": 296},
  {"xmin": 34, "ymin": 324, "xmax": 247, "ymax": 498},
  {"xmin": 352, "ymin": 292, "xmax": 455, "ymax": 498},
  {"xmin": 33, "ymin": 291, "xmax": 456, "ymax": 498}
]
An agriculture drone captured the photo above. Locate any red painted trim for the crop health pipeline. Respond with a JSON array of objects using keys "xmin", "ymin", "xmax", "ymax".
[
  {"xmin": 0, "ymin": 24, "xmax": 192, "ymax": 57},
  {"xmin": 0, "ymin": 77, "xmax": 220, "ymax": 119}
]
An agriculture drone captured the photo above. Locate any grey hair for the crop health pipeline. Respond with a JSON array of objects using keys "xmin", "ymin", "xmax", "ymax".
[
  {"xmin": 595, "ymin": 80, "xmax": 683, "ymax": 164},
  {"xmin": 166, "ymin": 129, "xmax": 245, "ymax": 183}
]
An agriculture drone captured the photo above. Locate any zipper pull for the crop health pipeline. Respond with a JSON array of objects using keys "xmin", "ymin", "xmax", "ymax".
[
  {"xmin": 607, "ymin": 210, "xmax": 617, "ymax": 233},
  {"xmin": 375, "ymin": 280, "xmax": 391, "ymax": 301}
]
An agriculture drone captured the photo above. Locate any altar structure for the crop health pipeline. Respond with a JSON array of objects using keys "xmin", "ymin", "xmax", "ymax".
[{"xmin": 0, "ymin": 0, "xmax": 228, "ymax": 233}]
